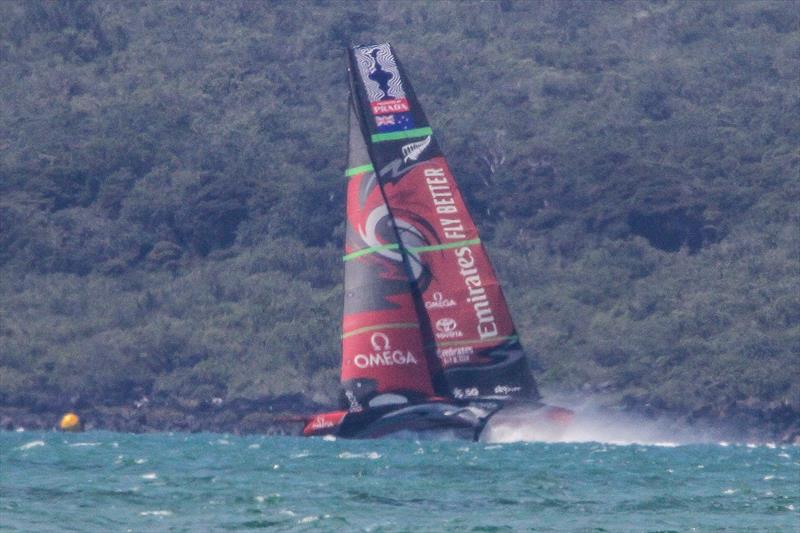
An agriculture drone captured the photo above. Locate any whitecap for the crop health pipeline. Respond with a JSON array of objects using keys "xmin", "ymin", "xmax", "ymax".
[
  {"xmin": 279, "ymin": 509, "xmax": 296, "ymax": 517},
  {"xmin": 778, "ymin": 452, "xmax": 790, "ymax": 459},
  {"xmin": 298, "ymin": 516, "xmax": 319, "ymax": 524},
  {"xmin": 248, "ymin": 443, "xmax": 261, "ymax": 449},
  {"xmin": 135, "ymin": 458, "xmax": 147, "ymax": 464},
  {"xmin": 290, "ymin": 451, "xmax": 310, "ymax": 459},
  {"xmin": 141, "ymin": 472, "xmax": 158, "ymax": 480},
  {"xmin": 273, "ymin": 464, "xmax": 280, "ymax": 470},
  {"xmin": 763, "ymin": 475, "xmax": 775, "ymax": 480},
  {"xmin": 14, "ymin": 427, "xmax": 24, "ymax": 432},
  {"xmin": 787, "ymin": 504, "xmax": 796, "ymax": 511},
  {"xmin": 139, "ymin": 510, "xmax": 172, "ymax": 517},
  {"xmin": 18, "ymin": 440, "xmax": 45, "ymax": 450},
  {"xmin": 215, "ymin": 439, "xmax": 231, "ymax": 445},
  {"xmin": 723, "ymin": 488, "xmax": 737, "ymax": 494},
  {"xmin": 338, "ymin": 451, "xmax": 381, "ymax": 460},
  {"xmin": 322, "ymin": 435, "xmax": 336, "ymax": 441},
  {"xmin": 69, "ymin": 442, "xmax": 101, "ymax": 447}
]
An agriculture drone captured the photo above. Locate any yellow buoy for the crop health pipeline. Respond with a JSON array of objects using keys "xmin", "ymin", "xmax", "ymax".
[{"xmin": 59, "ymin": 412, "xmax": 81, "ymax": 432}]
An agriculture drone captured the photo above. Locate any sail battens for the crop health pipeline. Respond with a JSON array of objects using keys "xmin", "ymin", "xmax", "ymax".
[
  {"xmin": 342, "ymin": 322, "xmax": 420, "ymax": 339},
  {"xmin": 407, "ymin": 238, "xmax": 481, "ymax": 254},
  {"xmin": 370, "ymin": 127, "xmax": 433, "ymax": 143},
  {"xmin": 342, "ymin": 243, "xmax": 400, "ymax": 261},
  {"xmin": 345, "ymin": 164, "xmax": 374, "ymax": 177}
]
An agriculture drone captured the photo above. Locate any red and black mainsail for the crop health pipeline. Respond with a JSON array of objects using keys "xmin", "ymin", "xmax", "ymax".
[{"xmin": 341, "ymin": 43, "xmax": 540, "ymax": 406}]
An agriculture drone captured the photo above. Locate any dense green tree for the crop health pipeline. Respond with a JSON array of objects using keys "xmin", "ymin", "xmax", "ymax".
[{"xmin": 0, "ymin": 1, "xmax": 797, "ymax": 433}]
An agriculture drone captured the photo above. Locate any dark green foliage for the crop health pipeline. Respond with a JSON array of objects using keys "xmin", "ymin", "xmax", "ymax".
[{"xmin": 0, "ymin": 0, "xmax": 797, "ymax": 420}]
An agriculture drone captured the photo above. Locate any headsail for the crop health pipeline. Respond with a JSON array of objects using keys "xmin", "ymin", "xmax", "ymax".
[
  {"xmin": 340, "ymin": 100, "xmax": 438, "ymax": 411},
  {"xmin": 347, "ymin": 43, "xmax": 540, "ymax": 402}
]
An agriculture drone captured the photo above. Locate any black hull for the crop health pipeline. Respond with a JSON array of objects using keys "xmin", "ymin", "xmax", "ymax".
[
  {"xmin": 306, "ymin": 400, "xmax": 573, "ymax": 441},
  {"xmin": 337, "ymin": 402, "xmax": 496, "ymax": 440}
]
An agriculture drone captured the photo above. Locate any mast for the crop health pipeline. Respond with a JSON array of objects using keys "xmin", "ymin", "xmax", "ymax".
[{"xmin": 347, "ymin": 43, "xmax": 540, "ymax": 402}]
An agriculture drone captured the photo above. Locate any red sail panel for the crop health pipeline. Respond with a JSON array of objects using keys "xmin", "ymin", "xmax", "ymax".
[
  {"xmin": 339, "ymin": 105, "xmax": 435, "ymax": 411},
  {"xmin": 348, "ymin": 43, "xmax": 539, "ymax": 400},
  {"xmin": 381, "ymin": 158, "xmax": 519, "ymax": 364}
]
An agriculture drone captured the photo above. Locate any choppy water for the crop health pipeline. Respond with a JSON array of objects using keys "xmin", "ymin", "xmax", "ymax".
[{"xmin": 1, "ymin": 431, "xmax": 797, "ymax": 532}]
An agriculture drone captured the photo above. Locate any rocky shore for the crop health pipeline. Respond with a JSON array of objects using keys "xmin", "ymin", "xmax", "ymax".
[{"xmin": 2, "ymin": 394, "xmax": 798, "ymax": 444}]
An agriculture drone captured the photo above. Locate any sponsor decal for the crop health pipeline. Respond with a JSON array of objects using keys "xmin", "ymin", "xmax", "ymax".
[
  {"xmin": 376, "ymin": 112, "xmax": 415, "ymax": 133},
  {"xmin": 402, "ymin": 136, "xmax": 431, "ymax": 163},
  {"xmin": 494, "ymin": 385, "xmax": 522, "ymax": 395},
  {"xmin": 455, "ymin": 246, "xmax": 498, "ymax": 341},
  {"xmin": 353, "ymin": 332, "xmax": 419, "ymax": 369},
  {"xmin": 344, "ymin": 390, "xmax": 362, "ymax": 412},
  {"xmin": 425, "ymin": 291, "xmax": 456, "ymax": 309},
  {"xmin": 421, "ymin": 165, "xmax": 499, "ymax": 341},
  {"xmin": 454, "ymin": 387, "xmax": 479, "ymax": 399},
  {"xmin": 439, "ymin": 345, "xmax": 474, "ymax": 365},
  {"xmin": 371, "ymin": 98, "xmax": 410, "ymax": 115},
  {"xmin": 435, "ymin": 317, "xmax": 463, "ymax": 340}
]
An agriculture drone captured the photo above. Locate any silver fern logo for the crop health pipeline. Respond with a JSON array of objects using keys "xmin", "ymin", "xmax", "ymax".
[{"xmin": 402, "ymin": 136, "xmax": 431, "ymax": 163}]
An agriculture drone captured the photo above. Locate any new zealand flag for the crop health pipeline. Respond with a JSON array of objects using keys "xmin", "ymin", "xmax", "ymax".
[{"xmin": 375, "ymin": 112, "xmax": 415, "ymax": 133}]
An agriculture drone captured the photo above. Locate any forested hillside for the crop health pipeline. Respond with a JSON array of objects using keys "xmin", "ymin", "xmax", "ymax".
[{"xmin": 1, "ymin": 0, "xmax": 798, "ymax": 436}]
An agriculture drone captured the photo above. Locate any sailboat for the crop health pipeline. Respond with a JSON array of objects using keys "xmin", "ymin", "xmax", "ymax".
[{"xmin": 303, "ymin": 43, "xmax": 572, "ymax": 440}]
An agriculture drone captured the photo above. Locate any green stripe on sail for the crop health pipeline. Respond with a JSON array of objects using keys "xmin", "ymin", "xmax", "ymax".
[
  {"xmin": 342, "ymin": 238, "xmax": 480, "ymax": 261},
  {"xmin": 345, "ymin": 164, "xmax": 374, "ymax": 177},
  {"xmin": 371, "ymin": 127, "xmax": 433, "ymax": 143},
  {"xmin": 342, "ymin": 322, "xmax": 419, "ymax": 339},
  {"xmin": 342, "ymin": 243, "xmax": 400, "ymax": 261},
  {"xmin": 431, "ymin": 335, "xmax": 519, "ymax": 348},
  {"xmin": 407, "ymin": 238, "xmax": 481, "ymax": 254}
]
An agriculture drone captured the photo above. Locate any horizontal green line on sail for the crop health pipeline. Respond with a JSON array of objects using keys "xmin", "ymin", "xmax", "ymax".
[
  {"xmin": 344, "ymin": 164, "xmax": 374, "ymax": 177},
  {"xmin": 342, "ymin": 243, "xmax": 400, "ymax": 261},
  {"xmin": 407, "ymin": 238, "xmax": 480, "ymax": 254},
  {"xmin": 342, "ymin": 238, "xmax": 480, "ymax": 261},
  {"xmin": 342, "ymin": 322, "xmax": 419, "ymax": 339},
  {"xmin": 371, "ymin": 127, "xmax": 433, "ymax": 143},
  {"xmin": 430, "ymin": 335, "xmax": 519, "ymax": 348}
]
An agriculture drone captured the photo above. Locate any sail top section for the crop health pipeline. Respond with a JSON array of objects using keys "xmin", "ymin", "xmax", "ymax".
[{"xmin": 347, "ymin": 43, "xmax": 540, "ymax": 402}]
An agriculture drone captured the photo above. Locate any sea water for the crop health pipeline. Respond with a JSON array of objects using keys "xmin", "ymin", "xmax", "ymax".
[{"xmin": 1, "ymin": 431, "xmax": 797, "ymax": 532}]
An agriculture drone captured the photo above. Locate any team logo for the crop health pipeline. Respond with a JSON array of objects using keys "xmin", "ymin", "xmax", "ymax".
[
  {"xmin": 425, "ymin": 291, "xmax": 456, "ymax": 309},
  {"xmin": 435, "ymin": 318, "xmax": 463, "ymax": 340},
  {"xmin": 355, "ymin": 44, "xmax": 407, "ymax": 107},
  {"xmin": 402, "ymin": 136, "xmax": 431, "ymax": 163},
  {"xmin": 353, "ymin": 332, "xmax": 419, "ymax": 369}
]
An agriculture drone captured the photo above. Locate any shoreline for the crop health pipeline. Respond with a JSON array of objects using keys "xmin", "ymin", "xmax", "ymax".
[{"xmin": 2, "ymin": 395, "xmax": 798, "ymax": 444}]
